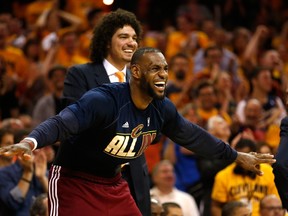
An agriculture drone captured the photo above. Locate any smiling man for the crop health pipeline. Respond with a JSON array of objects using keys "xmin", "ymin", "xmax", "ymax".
[
  {"xmin": 0, "ymin": 47, "xmax": 276, "ymax": 216},
  {"xmin": 60, "ymin": 9, "xmax": 151, "ymax": 216}
]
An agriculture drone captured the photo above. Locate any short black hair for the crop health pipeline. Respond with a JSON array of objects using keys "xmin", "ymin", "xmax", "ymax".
[
  {"xmin": 235, "ymin": 138, "xmax": 257, "ymax": 152},
  {"xmin": 47, "ymin": 65, "xmax": 67, "ymax": 80},
  {"xmin": 130, "ymin": 47, "xmax": 161, "ymax": 65},
  {"xmin": 194, "ymin": 80, "xmax": 215, "ymax": 97},
  {"xmin": 22, "ymin": 38, "xmax": 40, "ymax": 57},
  {"xmin": 169, "ymin": 52, "xmax": 189, "ymax": 65},
  {"xmin": 204, "ymin": 45, "xmax": 222, "ymax": 58},
  {"xmin": 249, "ymin": 66, "xmax": 272, "ymax": 79},
  {"xmin": 0, "ymin": 128, "xmax": 13, "ymax": 145}
]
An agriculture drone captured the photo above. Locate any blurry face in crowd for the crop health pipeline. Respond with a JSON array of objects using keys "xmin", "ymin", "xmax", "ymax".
[
  {"xmin": 210, "ymin": 118, "xmax": 231, "ymax": 142},
  {"xmin": 260, "ymin": 195, "xmax": 285, "ymax": 216},
  {"xmin": 197, "ymin": 86, "xmax": 217, "ymax": 111},
  {"xmin": 258, "ymin": 144, "xmax": 272, "ymax": 154},
  {"xmin": 201, "ymin": 20, "xmax": 216, "ymax": 38},
  {"xmin": 106, "ymin": 25, "xmax": 138, "ymax": 67},
  {"xmin": 25, "ymin": 41, "xmax": 41, "ymax": 61},
  {"xmin": 61, "ymin": 32, "xmax": 78, "ymax": 53},
  {"xmin": 205, "ymin": 48, "xmax": 222, "ymax": 66},
  {"xmin": 0, "ymin": 132, "xmax": 14, "ymax": 148},
  {"xmin": 153, "ymin": 162, "xmax": 175, "ymax": 189},
  {"xmin": 233, "ymin": 28, "xmax": 250, "ymax": 52},
  {"xmin": 244, "ymin": 99, "xmax": 262, "ymax": 126},
  {"xmin": 215, "ymin": 72, "xmax": 232, "ymax": 92},
  {"xmin": 261, "ymin": 50, "xmax": 281, "ymax": 69},
  {"xmin": 176, "ymin": 15, "xmax": 196, "ymax": 33},
  {"xmin": 50, "ymin": 69, "xmax": 66, "ymax": 91},
  {"xmin": 170, "ymin": 56, "xmax": 189, "ymax": 81},
  {"xmin": 253, "ymin": 69, "xmax": 273, "ymax": 93}
]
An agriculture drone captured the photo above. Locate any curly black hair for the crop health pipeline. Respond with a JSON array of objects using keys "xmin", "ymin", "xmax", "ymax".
[{"xmin": 90, "ymin": 8, "xmax": 142, "ymax": 63}]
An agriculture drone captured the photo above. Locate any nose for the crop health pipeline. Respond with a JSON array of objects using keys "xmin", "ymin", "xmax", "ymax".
[
  {"xmin": 127, "ymin": 37, "xmax": 138, "ymax": 46},
  {"xmin": 158, "ymin": 69, "xmax": 168, "ymax": 78}
]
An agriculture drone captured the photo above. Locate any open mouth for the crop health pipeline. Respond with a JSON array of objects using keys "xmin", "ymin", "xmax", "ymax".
[{"xmin": 154, "ymin": 81, "xmax": 166, "ymax": 90}]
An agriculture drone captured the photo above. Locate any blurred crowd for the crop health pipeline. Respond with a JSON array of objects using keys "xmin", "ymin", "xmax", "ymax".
[{"xmin": 1, "ymin": 0, "xmax": 288, "ymax": 215}]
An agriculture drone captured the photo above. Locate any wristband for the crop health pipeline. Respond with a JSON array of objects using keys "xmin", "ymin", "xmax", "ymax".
[
  {"xmin": 21, "ymin": 178, "xmax": 31, "ymax": 183},
  {"xmin": 21, "ymin": 138, "xmax": 37, "ymax": 151}
]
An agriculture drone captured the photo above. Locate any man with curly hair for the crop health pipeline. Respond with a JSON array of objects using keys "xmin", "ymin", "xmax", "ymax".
[{"xmin": 60, "ymin": 8, "xmax": 151, "ymax": 215}]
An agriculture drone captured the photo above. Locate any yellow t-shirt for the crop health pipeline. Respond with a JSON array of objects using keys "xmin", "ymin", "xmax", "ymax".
[
  {"xmin": 197, "ymin": 108, "xmax": 232, "ymax": 125},
  {"xmin": 212, "ymin": 163, "xmax": 279, "ymax": 216}
]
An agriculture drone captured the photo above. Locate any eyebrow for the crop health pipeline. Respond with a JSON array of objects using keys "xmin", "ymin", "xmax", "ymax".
[{"xmin": 117, "ymin": 33, "xmax": 137, "ymax": 37}]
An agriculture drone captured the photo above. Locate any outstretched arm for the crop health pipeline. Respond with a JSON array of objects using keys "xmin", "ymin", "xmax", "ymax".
[
  {"xmin": 0, "ymin": 108, "xmax": 80, "ymax": 160},
  {"xmin": 162, "ymin": 98, "xmax": 276, "ymax": 176}
]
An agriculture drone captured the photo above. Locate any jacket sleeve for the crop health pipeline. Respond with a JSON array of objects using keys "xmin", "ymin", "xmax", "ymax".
[
  {"xmin": 273, "ymin": 116, "xmax": 288, "ymax": 210},
  {"xmin": 62, "ymin": 65, "xmax": 90, "ymax": 107}
]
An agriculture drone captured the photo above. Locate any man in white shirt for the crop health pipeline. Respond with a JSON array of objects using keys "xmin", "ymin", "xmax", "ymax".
[{"xmin": 150, "ymin": 160, "xmax": 200, "ymax": 216}]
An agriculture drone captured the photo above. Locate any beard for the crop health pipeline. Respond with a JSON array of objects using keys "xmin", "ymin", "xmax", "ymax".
[{"xmin": 139, "ymin": 75, "xmax": 165, "ymax": 100}]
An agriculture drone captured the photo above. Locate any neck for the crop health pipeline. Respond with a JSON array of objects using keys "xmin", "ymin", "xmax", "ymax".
[
  {"xmin": 129, "ymin": 81, "xmax": 152, "ymax": 110},
  {"xmin": 252, "ymin": 89, "xmax": 267, "ymax": 99},
  {"xmin": 157, "ymin": 185, "xmax": 173, "ymax": 194},
  {"xmin": 251, "ymin": 89, "xmax": 267, "ymax": 101},
  {"xmin": 106, "ymin": 57, "xmax": 127, "ymax": 71}
]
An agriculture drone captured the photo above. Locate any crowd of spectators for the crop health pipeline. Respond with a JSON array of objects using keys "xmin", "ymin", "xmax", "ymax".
[{"xmin": 1, "ymin": 0, "xmax": 288, "ymax": 215}]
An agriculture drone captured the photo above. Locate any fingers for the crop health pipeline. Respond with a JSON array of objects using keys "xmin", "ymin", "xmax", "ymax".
[
  {"xmin": 0, "ymin": 145, "xmax": 32, "ymax": 160},
  {"xmin": 21, "ymin": 153, "xmax": 33, "ymax": 161},
  {"xmin": 255, "ymin": 153, "xmax": 275, "ymax": 159},
  {"xmin": 0, "ymin": 147, "xmax": 9, "ymax": 155},
  {"xmin": 249, "ymin": 152, "xmax": 276, "ymax": 161},
  {"xmin": 249, "ymin": 163, "xmax": 263, "ymax": 176},
  {"xmin": 257, "ymin": 158, "xmax": 277, "ymax": 165}
]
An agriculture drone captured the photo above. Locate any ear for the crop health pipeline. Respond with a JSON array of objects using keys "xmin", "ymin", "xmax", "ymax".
[{"xmin": 130, "ymin": 64, "xmax": 141, "ymax": 79}]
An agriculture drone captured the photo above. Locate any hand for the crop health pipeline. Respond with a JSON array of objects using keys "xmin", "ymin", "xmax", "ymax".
[
  {"xmin": 256, "ymin": 25, "xmax": 269, "ymax": 37},
  {"xmin": 235, "ymin": 152, "xmax": 276, "ymax": 176},
  {"xmin": 18, "ymin": 155, "xmax": 34, "ymax": 173},
  {"xmin": 34, "ymin": 149, "xmax": 48, "ymax": 178},
  {"xmin": 0, "ymin": 142, "xmax": 33, "ymax": 161}
]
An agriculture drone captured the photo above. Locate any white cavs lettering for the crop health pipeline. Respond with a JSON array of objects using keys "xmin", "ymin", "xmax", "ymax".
[{"xmin": 104, "ymin": 124, "xmax": 156, "ymax": 158}]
